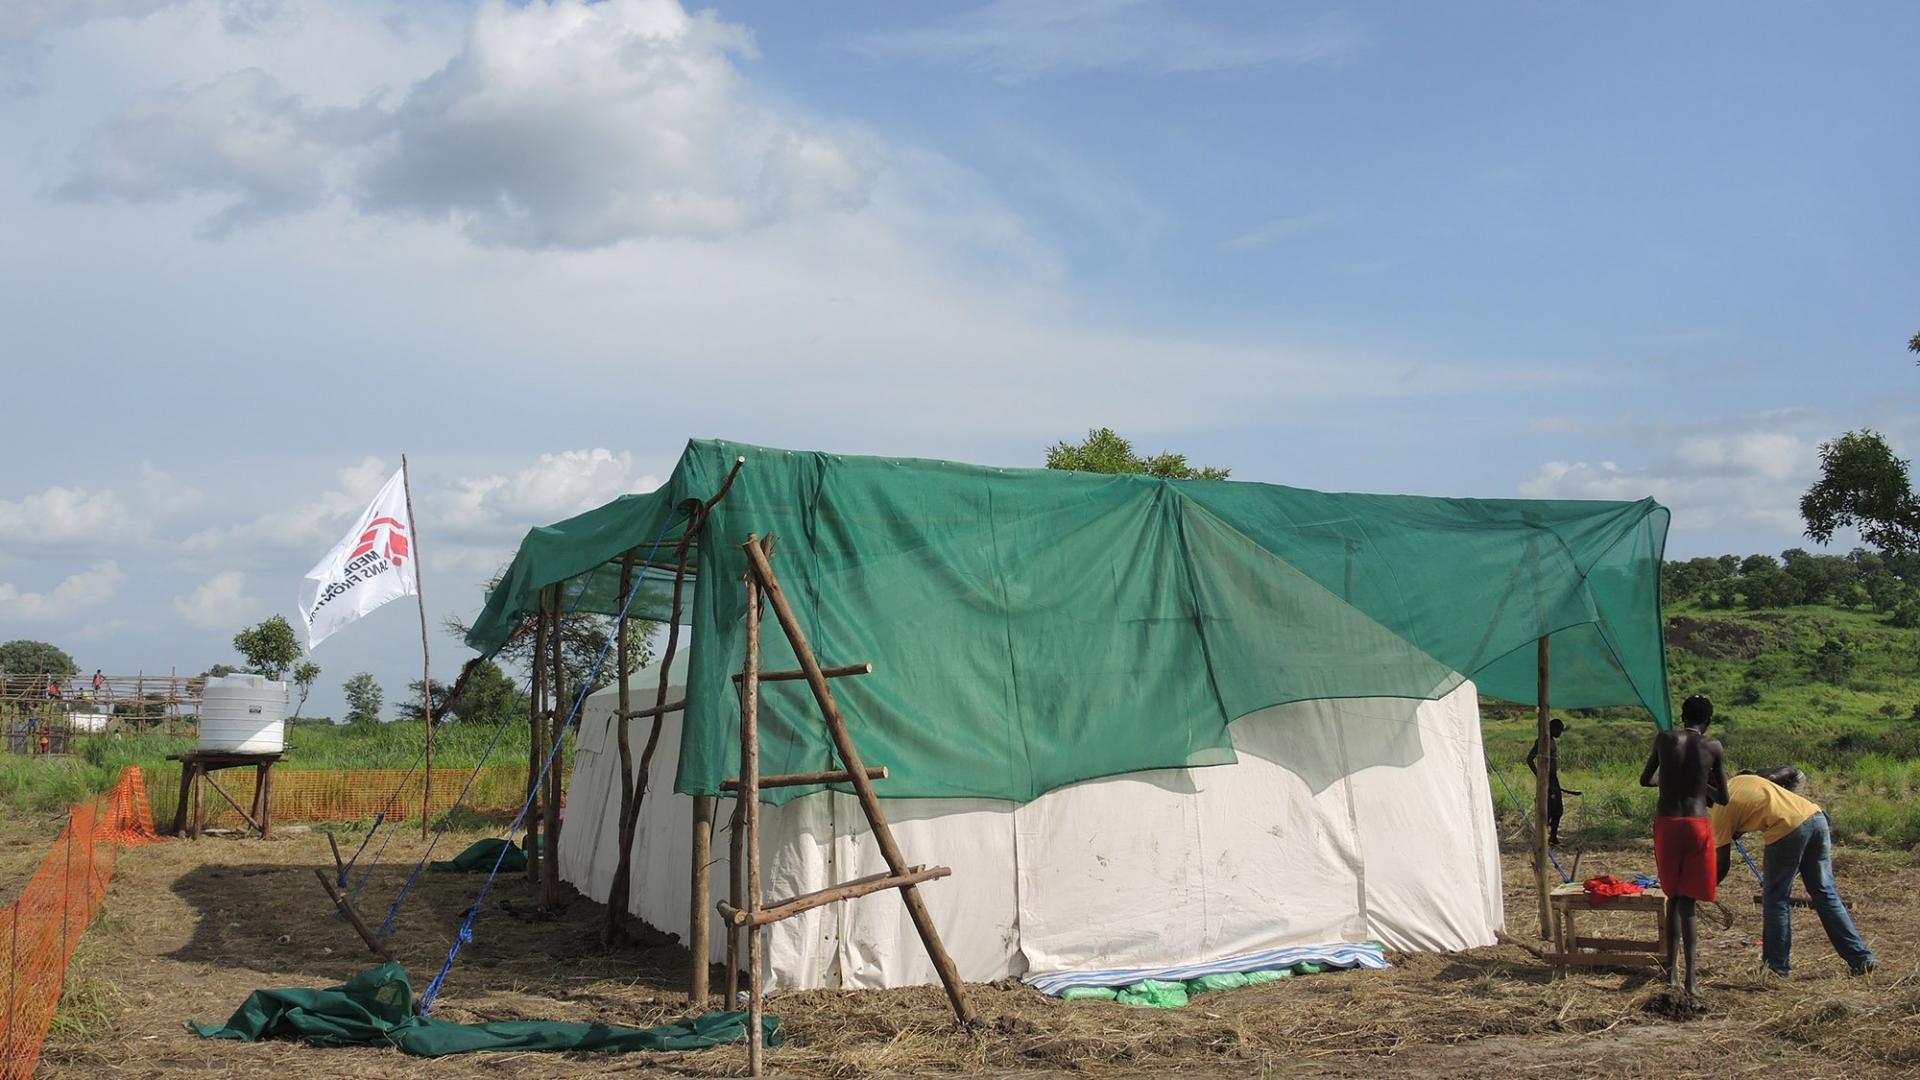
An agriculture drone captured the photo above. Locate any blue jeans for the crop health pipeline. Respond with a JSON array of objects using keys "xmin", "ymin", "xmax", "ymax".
[{"xmin": 1760, "ymin": 812, "xmax": 1875, "ymax": 975}]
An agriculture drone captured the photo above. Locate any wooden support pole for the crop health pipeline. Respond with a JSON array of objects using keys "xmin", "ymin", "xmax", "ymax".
[
  {"xmin": 544, "ymin": 591, "xmax": 565, "ymax": 909},
  {"xmin": 690, "ymin": 794, "xmax": 714, "ymax": 1005},
  {"xmin": 741, "ymin": 540, "xmax": 765, "ymax": 1076},
  {"xmin": 314, "ymin": 868, "xmax": 394, "ymax": 961},
  {"xmin": 526, "ymin": 604, "xmax": 547, "ymax": 884},
  {"xmin": 402, "ymin": 454, "xmax": 434, "ymax": 841},
  {"xmin": 328, "ymin": 832, "xmax": 345, "ymax": 881},
  {"xmin": 732, "ymin": 663, "xmax": 872, "ymax": 684},
  {"xmin": 1534, "ymin": 635, "xmax": 1553, "ymax": 941},
  {"xmin": 608, "ymin": 548, "xmax": 637, "ymax": 944},
  {"xmin": 726, "ymin": 795, "xmax": 742, "ymax": 1002},
  {"xmin": 721, "ymin": 766, "xmax": 887, "ymax": 792},
  {"xmin": 742, "ymin": 538, "xmax": 976, "ymax": 1027},
  {"xmin": 718, "ymin": 865, "xmax": 951, "ymax": 928},
  {"xmin": 260, "ymin": 761, "xmax": 275, "ymax": 839}
]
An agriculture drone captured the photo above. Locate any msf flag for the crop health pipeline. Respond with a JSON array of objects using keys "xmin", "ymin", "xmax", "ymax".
[{"xmin": 299, "ymin": 468, "xmax": 416, "ymax": 651}]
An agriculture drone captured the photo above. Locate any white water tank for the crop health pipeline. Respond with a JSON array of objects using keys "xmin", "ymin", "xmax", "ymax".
[{"xmin": 198, "ymin": 674, "xmax": 288, "ymax": 754}]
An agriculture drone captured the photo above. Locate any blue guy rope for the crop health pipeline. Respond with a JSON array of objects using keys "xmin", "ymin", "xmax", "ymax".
[
  {"xmin": 1488, "ymin": 759, "xmax": 1573, "ymax": 883},
  {"xmin": 417, "ymin": 510, "xmax": 681, "ymax": 1016},
  {"xmin": 1734, "ymin": 838, "xmax": 1763, "ymax": 884},
  {"xmin": 371, "ymin": 561, "xmax": 616, "ymax": 937}
]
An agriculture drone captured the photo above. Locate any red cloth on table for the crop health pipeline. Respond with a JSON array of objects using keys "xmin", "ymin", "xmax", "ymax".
[
  {"xmin": 1582, "ymin": 875, "xmax": 1644, "ymax": 908},
  {"xmin": 1652, "ymin": 814, "xmax": 1716, "ymax": 902}
]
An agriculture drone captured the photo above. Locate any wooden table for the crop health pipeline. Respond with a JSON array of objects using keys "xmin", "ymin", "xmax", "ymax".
[
  {"xmin": 1548, "ymin": 881, "xmax": 1668, "ymax": 972},
  {"xmin": 166, "ymin": 751, "xmax": 285, "ymax": 839}
]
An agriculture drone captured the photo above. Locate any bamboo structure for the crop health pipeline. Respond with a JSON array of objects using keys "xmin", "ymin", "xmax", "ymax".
[
  {"xmin": 544, "ymin": 591, "xmax": 565, "ymax": 910},
  {"xmin": 729, "ymin": 532, "xmax": 974, "ymax": 1076},
  {"xmin": 0, "ymin": 673, "xmax": 205, "ymax": 745}
]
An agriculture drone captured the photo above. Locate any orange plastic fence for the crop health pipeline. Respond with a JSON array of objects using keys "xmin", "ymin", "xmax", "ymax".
[
  {"xmin": 0, "ymin": 767, "xmax": 162, "ymax": 1080},
  {"xmin": 144, "ymin": 766, "xmax": 541, "ymax": 829}
]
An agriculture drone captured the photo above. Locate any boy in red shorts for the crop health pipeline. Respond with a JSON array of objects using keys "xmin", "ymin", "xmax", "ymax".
[{"xmin": 1639, "ymin": 695, "xmax": 1728, "ymax": 996}]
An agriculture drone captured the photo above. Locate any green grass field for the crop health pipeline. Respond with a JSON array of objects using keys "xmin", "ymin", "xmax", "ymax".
[{"xmin": 3, "ymin": 602, "xmax": 1915, "ymax": 845}]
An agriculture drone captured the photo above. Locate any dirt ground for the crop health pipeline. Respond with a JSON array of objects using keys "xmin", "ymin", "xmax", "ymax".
[{"xmin": 35, "ymin": 829, "xmax": 1920, "ymax": 1079}]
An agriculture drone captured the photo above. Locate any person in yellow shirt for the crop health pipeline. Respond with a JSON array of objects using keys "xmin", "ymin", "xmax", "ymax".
[{"xmin": 1713, "ymin": 773, "xmax": 1875, "ymax": 977}]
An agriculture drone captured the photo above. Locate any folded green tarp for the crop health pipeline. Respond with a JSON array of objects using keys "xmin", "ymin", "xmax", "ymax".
[
  {"xmin": 428, "ymin": 838, "xmax": 526, "ymax": 874},
  {"xmin": 192, "ymin": 963, "xmax": 779, "ymax": 1057}
]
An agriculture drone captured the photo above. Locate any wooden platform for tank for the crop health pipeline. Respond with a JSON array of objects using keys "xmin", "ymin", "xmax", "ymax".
[{"xmin": 166, "ymin": 750, "xmax": 286, "ymax": 839}]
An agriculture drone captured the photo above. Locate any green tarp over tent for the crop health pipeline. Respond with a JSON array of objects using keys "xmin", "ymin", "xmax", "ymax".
[{"xmin": 466, "ymin": 439, "xmax": 1669, "ymax": 805}]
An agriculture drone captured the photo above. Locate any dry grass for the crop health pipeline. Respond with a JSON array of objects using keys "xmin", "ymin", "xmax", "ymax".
[{"xmin": 31, "ymin": 831, "xmax": 1920, "ymax": 1079}]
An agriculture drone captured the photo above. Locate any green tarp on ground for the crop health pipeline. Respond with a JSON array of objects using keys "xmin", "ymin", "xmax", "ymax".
[
  {"xmin": 466, "ymin": 439, "xmax": 1670, "ymax": 805},
  {"xmin": 192, "ymin": 963, "xmax": 778, "ymax": 1057},
  {"xmin": 428, "ymin": 838, "xmax": 526, "ymax": 874}
]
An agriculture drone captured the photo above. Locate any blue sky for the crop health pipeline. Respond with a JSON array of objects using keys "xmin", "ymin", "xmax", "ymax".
[{"xmin": 2, "ymin": 1, "xmax": 1915, "ymax": 719}]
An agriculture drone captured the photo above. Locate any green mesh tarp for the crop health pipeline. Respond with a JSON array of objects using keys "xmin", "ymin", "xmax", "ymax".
[
  {"xmin": 467, "ymin": 439, "xmax": 1670, "ymax": 804},
  {"xmin": 191, "ymin": 962, "xmax": 777, "ymax": 1056},
  {"xmin": 428, "ymin": 838, "xmax": 526, "ymax": 873}
]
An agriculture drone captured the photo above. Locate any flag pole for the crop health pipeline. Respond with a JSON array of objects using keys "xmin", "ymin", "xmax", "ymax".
[{"xmin": 402, "ymin": 454, "xmax": 433, "ymax": 840}]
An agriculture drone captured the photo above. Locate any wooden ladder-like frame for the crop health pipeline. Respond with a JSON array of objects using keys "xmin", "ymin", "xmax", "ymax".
[{"xmin": 721, "ymin": 533, "xmax": 975, "ymax": 1075}]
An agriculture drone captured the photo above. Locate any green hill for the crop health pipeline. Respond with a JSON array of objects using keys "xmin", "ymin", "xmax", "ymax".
[{"xmin": 1484, "ymin": 602, "xmax": 1920, "ymax": 849}]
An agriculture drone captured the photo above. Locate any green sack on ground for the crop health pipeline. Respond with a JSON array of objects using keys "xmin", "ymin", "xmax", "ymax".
[
  {"xmin": 1115, "ymin": 979, "xmax": 1190, "ymax": 1009},
  {"xmin": 1293, "ymin": 962, "xmax": 1329, "ymax": 975},
  {"xmin": 1186, "ymin": 972, "xmax": 1251, "ymax": 994},
  {"xmin": 429, "ymin": 838, "xmax": 526, "ymax": 874},
  {"xmin": 1242, "ymin": 968, "xmax": 1293, "ymax": 985},
  {"xmin": 192, "ymin": 962, "xmax": 778, "ymax": 1057},
  {"xmin": 1060, "ymin": 987, "xmax": 1119, "ymax": 1002}
]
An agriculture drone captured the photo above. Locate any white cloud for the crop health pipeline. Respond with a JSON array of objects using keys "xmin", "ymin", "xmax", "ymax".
[
  {"xmin": 172, "ymin": 569, "xmax": 259, "ymax": 627},
  {"xmin": 59, "ymin": 0, "xmax": 876, "ymax": 249},
  {"xmin": 59, "ymin": 67, "xmax": 383, "ymax": 234},
  {"xmin": 1224, "ymin": 207, "xmax": 1354, "ymax": 252},
  {"xmin": 441, "ymin": 449, "xmax": 659, "ymax": 535},
  {"xmin": 0, "ymin": 485, "xmax": 131, "ymax": 546},
  {"xmin": 856, "ymin": 0, "xmax": 1362, "ymax": 81},
  {"xmin": 0, "ymin": 0, "xmax": 177, "ymax": 93},
  {"xmin": 0, "ymin": 561, "xmax": 126, "ymax": 619},
  {"xmin": 1519, "ymin": 430, "xmax": 1826, "ymax": 536},
  {"xmin": 184, "ymin": 455, "xmax": 389, "ymax": 553}
]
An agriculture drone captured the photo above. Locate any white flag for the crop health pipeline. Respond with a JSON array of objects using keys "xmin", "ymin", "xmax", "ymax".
[{"xmin": 298, "ymin": 468, "xmax": 416, "ymax": 651}]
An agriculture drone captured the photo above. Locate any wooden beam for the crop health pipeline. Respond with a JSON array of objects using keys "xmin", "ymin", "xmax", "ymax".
[
  {"xmin": 327, "ymin": 832, "xmax": 345, "ymax": 881},
  {"xmin": 314, "ymin": 868, "xmax": 393, "ymax": 961},
  {"xmin": 198, "ymin": 769, "xmax": 262, "ymax": 834},
  {"xmin": 741, "ymin": 537, "xmax": 765, "ymax": 1077},
  {"xmin": 718, "ymin": 865, "xmax": 951, "ymax": 928},
  {"xmin": 616, "ymin": 699, "xmax": 685, "ymax": 721},
  {"xmin": 720, "ymin": 766, "xmax": 887, "ymax": 792},
  {"xmin": 1534, "ymin": 635, "xmax": 1552, "ymax": 941},
  {"xmin": 732, "ymin": 663, "xmax": 872, "ymax": 684}
]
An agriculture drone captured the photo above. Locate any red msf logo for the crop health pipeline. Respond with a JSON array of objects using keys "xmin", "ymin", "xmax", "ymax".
[{"xmin": 350, "ymin": 516, "xmax": 410, "ymax": 567}]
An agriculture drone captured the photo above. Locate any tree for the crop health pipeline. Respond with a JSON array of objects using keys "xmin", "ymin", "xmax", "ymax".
[
  {"xmin": 232, "ymin": 615, "xmax": 301, "ymax": 680},
  {"xmin": 0, "ymin": 640, "xmax": 77, "ymax": 678},
  {"xmin": 451, "ymin": 661, "xmax": 526, "ymax": 729},
  {"xmin": 199, "ymin": 663, "xmax": 241, "ymax": 679},
  {"xmin": 444, "ymin": 580, "xmax": 655, "ymax": 697},
  {"xmin": 343, "ymin": 672, "xmax": 383, "ymax": 725},
  {"xmin": 1808, "ymin": 637, "xmax": 1858, "ymax": 684},
  {"xmin": 291, "ymin": 661, "xmax": 321, "ymax": 718},
  {"xmin": 1802, "ymin": 431, "xmax": 1920, "ymax": 557},
  {"xmin": 1045, "ymin": 428, "xmax": 1231, "ymax": 480},
  {"xmin": 397, "ymin": 677, "xmax": 450, "ymax": 724}
]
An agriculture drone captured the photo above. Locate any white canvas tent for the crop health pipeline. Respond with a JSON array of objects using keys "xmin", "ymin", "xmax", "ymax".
[{"xmin": 561, "ymin": 650, "xmax": 1504, "ymax": 992}]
